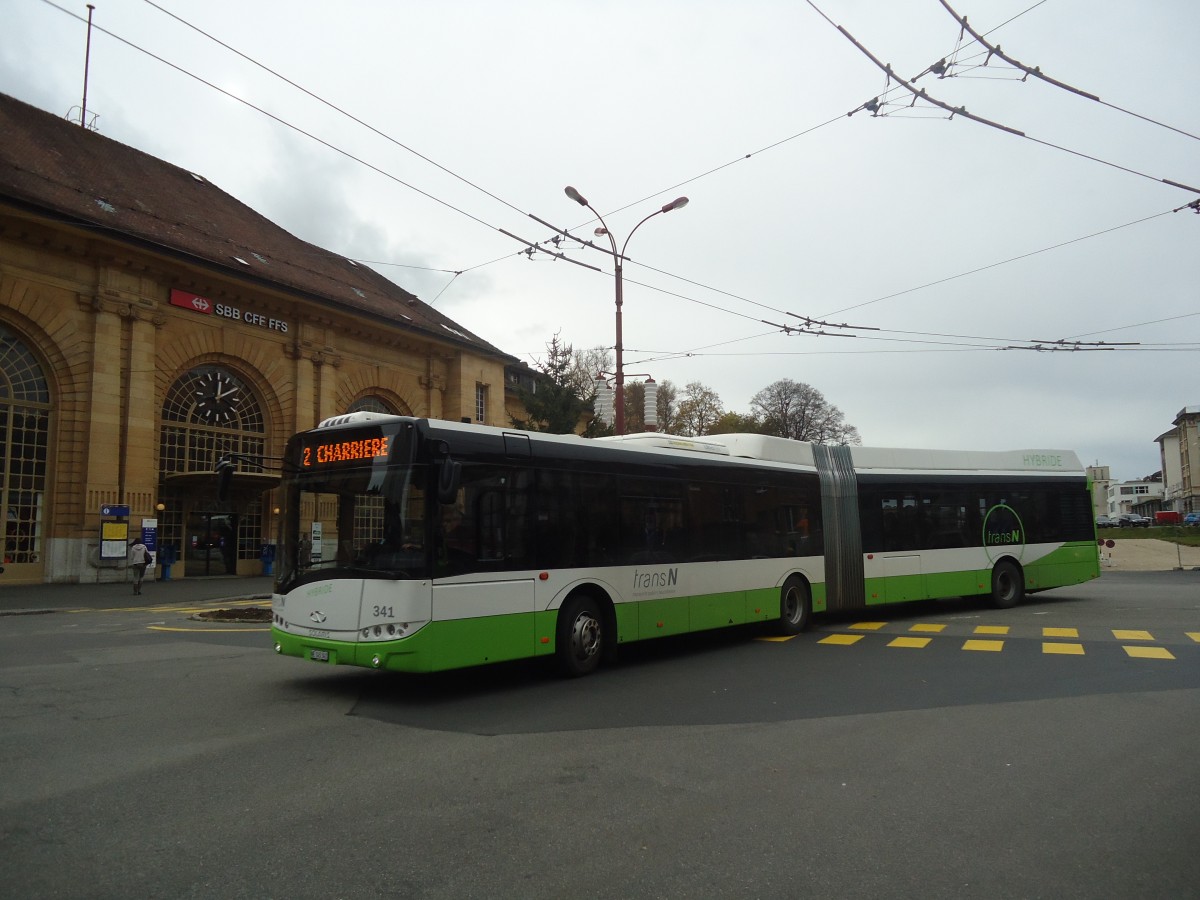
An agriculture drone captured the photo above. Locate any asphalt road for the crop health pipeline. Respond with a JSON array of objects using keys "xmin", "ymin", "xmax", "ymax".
[{"xmin": 1, "ymin": 570, "xmax": 1198, "ymax": 899}]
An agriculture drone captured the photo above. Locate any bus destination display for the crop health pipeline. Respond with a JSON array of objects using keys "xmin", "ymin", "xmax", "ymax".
[{"xmin": 301, "ymin": 434, "xmax": 391, "ymax": 467}]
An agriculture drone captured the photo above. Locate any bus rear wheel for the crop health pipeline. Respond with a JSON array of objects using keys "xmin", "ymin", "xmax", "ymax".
[
  {"xmin": 777, "ymin": 576, "xmax": 812, "ymax": 636},
  {"xmin": 556, "ymin": 594, "xmax": 604, "ymax": 677},
  {"xmin": 989, "ymin": 560, "xmax": 1025, "ymax": 609}
]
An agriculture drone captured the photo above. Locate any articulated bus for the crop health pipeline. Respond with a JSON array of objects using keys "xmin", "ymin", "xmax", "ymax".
[{"xmin": 270, "ymin": 413, "xmax": 1100, "ymax": 676}]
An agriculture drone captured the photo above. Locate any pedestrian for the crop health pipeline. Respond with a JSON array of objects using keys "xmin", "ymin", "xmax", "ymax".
[{"xmin": 129, "ymin": 539, "xmax": 152, "ymax": 595}]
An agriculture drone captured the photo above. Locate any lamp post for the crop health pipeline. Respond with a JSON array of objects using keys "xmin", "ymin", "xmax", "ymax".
[{"xmin": 564, "ymin": 186, "xmax": 688, "ymax": 435}]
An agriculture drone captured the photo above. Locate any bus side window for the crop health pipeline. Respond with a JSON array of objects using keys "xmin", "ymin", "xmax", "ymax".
[{"xmin": 438, "ymin": 465, "xmax": 537, "ymax": 574}]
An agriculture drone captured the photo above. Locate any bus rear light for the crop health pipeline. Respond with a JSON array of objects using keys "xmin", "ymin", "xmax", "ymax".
[
  {"xmin": 371, "ymin": 655, "xmax": 382, "ymax": 668},
  {"xmin": 273, "ymin": 642, "xmax": 282, "ymax": 653}
]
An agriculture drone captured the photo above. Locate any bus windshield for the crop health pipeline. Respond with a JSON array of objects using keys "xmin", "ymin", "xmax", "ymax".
[{"xmin": 276, "ymin": 421, "xmax": 430, "ymax": 591}]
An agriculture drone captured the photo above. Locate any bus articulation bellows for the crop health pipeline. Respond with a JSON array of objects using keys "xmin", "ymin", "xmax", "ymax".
[{"xmin": 270, "ymin": 414, "xmax": 1100, "ymax": 676}]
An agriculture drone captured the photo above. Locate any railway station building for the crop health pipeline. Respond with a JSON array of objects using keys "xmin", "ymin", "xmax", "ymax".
[{"xmin": 0, "ymin": 91, "xmax": 530, "ymax": 585}]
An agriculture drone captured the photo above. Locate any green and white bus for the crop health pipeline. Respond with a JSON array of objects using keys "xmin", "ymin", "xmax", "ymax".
[{"xmin": 270, "ymin": 414, "xmax": 1100, "ymax": 676}]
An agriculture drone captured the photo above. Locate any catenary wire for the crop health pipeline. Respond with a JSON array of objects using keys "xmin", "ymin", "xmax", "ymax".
[
  {"xmin": 44, "ymin": 0, "xmax": 1196, "ymax": 361},
  {"xmin": 138, "ymin": 0, "xmax": 533, "ymax": 217},
  {"xmin": 36, "ymin": 0, "xmax": 573, "ymax": 271},
  {"xmin": 804, "ymin": 0, "xmax": 1200, "ymax": 196},
  {"xmin": 936, "ymin": 0, "xmax": 1200, "ymax": 143}
]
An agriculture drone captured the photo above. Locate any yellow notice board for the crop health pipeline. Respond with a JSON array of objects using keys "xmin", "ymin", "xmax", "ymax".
[{"xmin": 101, "ymin": 520, "xmax": 129, "ymax": 560}]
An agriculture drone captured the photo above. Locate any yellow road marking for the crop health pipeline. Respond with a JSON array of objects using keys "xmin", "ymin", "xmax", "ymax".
[
  {"xmin": 818, "ymin": 634, "xmax": 865, "ymax": 646},
  {"xmin": 963, "ymin": 639, "xmax": 1004, "ymax": 652},
  {"xmin": 850, "ymin": 622, "xmax": 887, "ymax": 631},
  {"xmin": 974, "ymin": 625, "xmax": 1009, "ymax": 635},
  {"xmin": 1043, "ymin": 642, "xmax": 1085, "ymax": 655},
  {"xmin": 1188, "ymin": 633, "xmax": 1200, "ymax": 643},
  {"xmin": 69, "ymin": 598, "xmax": 267, "ymax": 615},
  {"xmin": 757, "ymin": 635, "xmax": 797, "ymax": 642},
  {"xmin": 1123, "ymin": 646, "xmax": 1174, "ymax": 660},
  {"xmin": 1113, "ymin": 629, "xmax": 1154, "ymax": 641},
  {"xmin": 910, "ymin": 623, "xmax": 946, "ymax": 633},
  {"xmin": 888, "ymin": 636, "xmax": 931, "ymax": 649},
  {"xmin": 1042, "ymin": 627, "xmax": 1079, "ymax": 638}
]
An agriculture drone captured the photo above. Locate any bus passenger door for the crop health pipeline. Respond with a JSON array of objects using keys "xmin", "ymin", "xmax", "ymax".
[{"xmin": 429, "ymin": 465, "xmax": 537, "ymax": 668}]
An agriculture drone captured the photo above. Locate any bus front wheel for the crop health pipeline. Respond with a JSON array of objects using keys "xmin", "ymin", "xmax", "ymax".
[
  {"xmin": 777, "ymin": 576, "xmax": 812, "ymax": 636},
  {"xmin": 989, "ymin": 560, "xmax": 1025, "ymax": 609},
  {"xmin": 556, "ymin": 594, "xmax": 605, "ymax": 677}
]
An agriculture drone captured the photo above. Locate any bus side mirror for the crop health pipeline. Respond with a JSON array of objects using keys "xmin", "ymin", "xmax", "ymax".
[{"xmin": 437, "ymin": 459, "xmax": 461, "ymax": 505}]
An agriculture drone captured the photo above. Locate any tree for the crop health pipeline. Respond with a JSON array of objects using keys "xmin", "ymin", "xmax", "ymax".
[
  {"xmin": 569, "ymin": 345, "xmax": 612, "ymax": 400},
  {"xmin": 708, "ymin": 411, "xmax": 762, "ymax": 435},
  {"xmin": 510, "ymin": 333, "xmax": 587, "ymax": 434},
  {"xmin": 675, "ymin": 381, "xmax": 723, "ymax": 436},
  {"xmin": 620, "ymin": 378, "xmax": 679, "ymax": 434},
  {"xmin": 655, "ymin": 380, "xmax": 679, "ymax": 434},
  {"xmin": 749, "ymin": 378, "xmax": 861, "ymax": 445}
]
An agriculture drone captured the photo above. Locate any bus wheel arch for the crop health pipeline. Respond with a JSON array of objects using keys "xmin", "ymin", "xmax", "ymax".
[
  {"xmin": 777, "ymin": 574, "xmax": 813, "ymax": 636},
  {"xmin": 555, "ymin": 587, "xmax": 613, "ymax": 677},
  {"xmin": 989, "ymin": 557, "xmax": 1025, "ymax": 609}
]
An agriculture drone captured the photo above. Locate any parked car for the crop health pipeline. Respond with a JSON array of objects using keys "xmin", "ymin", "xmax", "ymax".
[
  {"xmin": 1116, "ymin": 514, "xmax": 1151, "ymax": 528},
  {"xmin": 1185, "ymin": 512, "xmax": 1200, "ymax": 526},
  {"xmin": 1095, "ymin": 515, "xmax": 1115, "ymax": 528}
]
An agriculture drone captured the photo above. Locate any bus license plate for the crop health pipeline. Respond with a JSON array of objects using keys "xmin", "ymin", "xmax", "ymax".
[{"xmin": 310, "ymin": 649, "xmax": 330, "ymax": 662}]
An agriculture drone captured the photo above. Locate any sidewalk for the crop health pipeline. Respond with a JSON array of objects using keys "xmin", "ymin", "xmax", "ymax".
[{"xmin": 0, "ymin": 575, "xmax": 274, "ymax": 615}]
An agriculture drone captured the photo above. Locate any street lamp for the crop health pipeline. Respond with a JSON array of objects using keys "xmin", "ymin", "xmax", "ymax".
[{"xmin": 564, "ymin": 186, "xmax": 688, "ymax": 435}]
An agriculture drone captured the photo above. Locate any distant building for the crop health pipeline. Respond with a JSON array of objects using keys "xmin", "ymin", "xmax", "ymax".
[
  {"xmin": 1157, "ymin": 407, "xmax": 1200, "ymax": 515},
  {"xmin": 0, "ymin": 92, "xmax": 528, "ymax": 584},
  {"xmin": 1105, "ymin": 478, "xmax": 1164, "ymax": 518},
  {"xmin": 1086, "ymin": 465, "xmax": 1111, "ymax": 518}
]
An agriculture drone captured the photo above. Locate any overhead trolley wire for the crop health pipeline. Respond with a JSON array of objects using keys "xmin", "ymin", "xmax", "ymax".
[
  {"xmin": 805, "ymin": 0, "xmax": 1200, "ymax": 196},
  {"xmin": 935, "ymin": 0, "xmax": 1200, "ymax": 144},
  {"xmin": 37, "ymin": 0, "xmax": 503, "ymax": 229},
  {"xmin": 41, "ymin": 0, "xmax": 598, "ymax": 287},
  {"xmin": 138, "ymin": 0, "xmax": 533, "ymax": 219},
  {"xmin": 41, "ymin": 0, "xmax": 1195, "ymax": 360},
  {"xmin": 819, "ymin": 204, "xmax": 1188, "ymax": 318}
]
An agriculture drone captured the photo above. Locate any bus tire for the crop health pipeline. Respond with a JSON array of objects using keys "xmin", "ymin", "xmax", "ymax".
[
  {"xmin": 989, "ymin": 559, "xmax": 1025, "ymax": 609},
  {"xmin": 777, "ymin": 576, "xmax": 812, "ymax": 636},
  {"xmin": 556, "ymin": 594, "xmax": 605, "ymax": 677}
]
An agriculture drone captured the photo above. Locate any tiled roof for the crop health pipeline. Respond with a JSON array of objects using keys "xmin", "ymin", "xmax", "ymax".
[{"xmin": 0, "ymin": 92, "xmax": 513, "ymax": 361}]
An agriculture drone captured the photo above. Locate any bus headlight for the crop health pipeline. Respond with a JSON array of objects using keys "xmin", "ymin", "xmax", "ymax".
[{"xmin": 359, "ymin": 622, "xmax": 414, "ymax": 641}]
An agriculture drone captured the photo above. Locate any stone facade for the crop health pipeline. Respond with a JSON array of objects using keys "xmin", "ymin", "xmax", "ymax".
[{"xmin": 0, "ymin": 92, "xmax": 522, "ymax": 584}]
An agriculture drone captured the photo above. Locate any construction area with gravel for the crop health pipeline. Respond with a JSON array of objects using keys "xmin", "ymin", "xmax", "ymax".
[{"xmin": 1099, "ymin": 538, "xmax": 1200, "ymax": 572}]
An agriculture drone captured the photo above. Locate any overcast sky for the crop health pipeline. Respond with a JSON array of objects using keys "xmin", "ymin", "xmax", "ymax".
[{"xmin": 4, "ymin": 0, "xmax": 1197, "ymax": 481}]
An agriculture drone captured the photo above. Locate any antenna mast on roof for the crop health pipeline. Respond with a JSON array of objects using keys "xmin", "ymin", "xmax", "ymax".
[{"xmin": 79, "ymin": 4, "xmax": 96, "ymax": 129}]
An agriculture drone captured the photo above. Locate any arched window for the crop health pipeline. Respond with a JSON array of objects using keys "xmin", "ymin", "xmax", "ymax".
[
  {"xmin": 348, "ymin": 395, "xmax": 398, "ymax": 415},
  {"xmin": 159, "ymin": 366, "xmax": 268, "ymax": 568},
  {"xmin": 160, "ymin": 366, "xmax": 266, "ymax": 474},
  {"xmin": 0, "ymin": 325, "xmax": 51, "ymax": 566}
]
